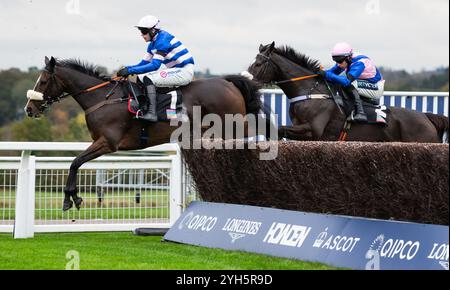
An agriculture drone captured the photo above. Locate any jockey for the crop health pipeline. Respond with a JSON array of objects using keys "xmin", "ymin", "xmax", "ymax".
[
  {"xmin": 318, "ymin": 42, "xmax": 384, "ymax": 123},
  {"xmin": 117, "ymin": 15, "xmax": 195, "ymax": 122}
]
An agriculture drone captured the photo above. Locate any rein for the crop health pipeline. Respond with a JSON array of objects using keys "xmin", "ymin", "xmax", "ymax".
[
  {"xmin": 257, "ymin": 53, "xmax": 321, "ymax": 85},
  {"xmin": 257, "ymin": 53, "xmax": 343, "ymax": 113},
  {"xmin": 274, "ymin": 74, "xmax": 319, "ymax": 85},
  {"xmin": 59, "ymin": 76, "xmax": 124, "ymax": 99},
  {"xmin": 38, "ymin": 71, "xmax": 127, "ymax": 115},
  {"xmin": 82, "ymin": 76, "xmax": 129, "ymax": 116}
]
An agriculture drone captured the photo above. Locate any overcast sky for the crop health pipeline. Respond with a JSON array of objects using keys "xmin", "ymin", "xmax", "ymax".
[{"xmin": 0, "ymin": 0, "xmax": 448, "ymax": 74}]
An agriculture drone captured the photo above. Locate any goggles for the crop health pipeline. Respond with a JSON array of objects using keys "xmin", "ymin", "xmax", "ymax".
[
  {"xmin": 332, "ymin": 55, "xmax": 349, "ymax": 64},
  {"xmin": 138, "ymin": 27, "xmax": 151, "ymax": 35}
]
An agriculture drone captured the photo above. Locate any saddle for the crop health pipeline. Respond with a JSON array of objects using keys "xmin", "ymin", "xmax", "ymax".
[
  {"xmin": 336, "ymin": 87, "xmax": 389, "ymax": 126},
  {"xmin": 123, "ymin": 79, "xmax": 184, "ymax": 122}
]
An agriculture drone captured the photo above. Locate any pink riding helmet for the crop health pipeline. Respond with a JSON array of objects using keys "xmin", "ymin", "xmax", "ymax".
[{"xmin": 332, "ymin": 42, "xmax": 353, "ymax": 57}]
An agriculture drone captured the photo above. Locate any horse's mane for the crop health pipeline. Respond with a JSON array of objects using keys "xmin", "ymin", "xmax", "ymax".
[
  {"xmin": 274, "ymin": 46, "xmax": 322, "ymax": 73},
  {"xmin": 56, "ymin": 59, "xmax": 109, "ymax": 81}
]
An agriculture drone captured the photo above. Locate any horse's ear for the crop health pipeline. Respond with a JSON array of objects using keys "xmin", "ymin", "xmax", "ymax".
[
  {"xmin": 259, "ymin": 44, "xmax": 264, "ymax": 52},
  {"xmin": 47, "ymin": 56, "xmax": 56, "ymax": 72},
  {"xmin": 269, "ymin": 41, "xmax": 275, "ymax": 52}
]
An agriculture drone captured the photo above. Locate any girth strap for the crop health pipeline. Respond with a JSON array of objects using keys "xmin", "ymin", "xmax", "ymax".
[
  {"xmin": 85, "ymin": 98, "xmax": 127, "ymax": 116},
  {"xmin": 289, "ymin": 94, "xmax": 330, "ymax": 104}
]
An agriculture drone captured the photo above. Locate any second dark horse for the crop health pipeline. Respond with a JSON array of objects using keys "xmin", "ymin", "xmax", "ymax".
[{"xmin": 247, "ymin": 42, "xmax": 448, "ymax": 143}]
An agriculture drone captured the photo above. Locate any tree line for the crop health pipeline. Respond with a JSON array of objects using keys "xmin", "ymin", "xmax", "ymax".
[{"xmin": 0, "ymin": 66, "xmax": 448, "ymax": 143}]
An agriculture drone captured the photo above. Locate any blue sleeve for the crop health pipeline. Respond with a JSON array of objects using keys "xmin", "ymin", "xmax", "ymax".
[
  {"xmin": 126, "ymin": 33, "xmax": 173, "ymax": 74},
  {"xmin": 127, "ymin": 60, "xmax": 149, "ymax": 70},
  {"xmin": 327, "ymin": 64, "xmax": 344, "ymax": 75},
  {"xmin": 127, "ymin": 59, "xmax": 163, "ymax": 74},
  {"xmin": 347, "ymin": 61, "xmax": 365, "ymax": 80},
  {"xmin": 325, "ymin": 71, "xmax": 352, "ymax": 87}
]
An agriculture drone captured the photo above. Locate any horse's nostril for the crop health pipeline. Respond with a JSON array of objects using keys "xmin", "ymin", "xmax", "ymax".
[{"xmin": 25, "ymin": 107, "xmax": 33, "ymax": 117}]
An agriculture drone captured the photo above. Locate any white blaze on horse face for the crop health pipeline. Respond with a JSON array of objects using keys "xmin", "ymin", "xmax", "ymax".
[{"xmin": 32, "ymin": 73, "xmax": 43, "ymax": 90}]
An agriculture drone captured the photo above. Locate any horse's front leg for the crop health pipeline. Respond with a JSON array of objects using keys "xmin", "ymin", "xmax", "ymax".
[
  {"xmin": 63, "ymin": 137, "xmax": 116, "ymax": 211},
  {"xmin": 279, "ymin": 124, "xmax": 314, "ymax": 141}
]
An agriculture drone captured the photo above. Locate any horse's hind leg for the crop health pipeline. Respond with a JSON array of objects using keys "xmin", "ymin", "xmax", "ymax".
[{"xmin": 63, "ymin": 138, "xmax": 115, "ymax": 211}]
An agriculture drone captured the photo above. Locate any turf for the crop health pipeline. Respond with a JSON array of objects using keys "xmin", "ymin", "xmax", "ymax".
[{"xmin": 0, "ymin": 232, "xmax": 337, "ymax": 270}]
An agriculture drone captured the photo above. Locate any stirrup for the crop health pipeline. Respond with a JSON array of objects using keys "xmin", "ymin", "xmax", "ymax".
[{"xmin": 134, "ymin": 109, "xmax": 143, "ymax": 119}]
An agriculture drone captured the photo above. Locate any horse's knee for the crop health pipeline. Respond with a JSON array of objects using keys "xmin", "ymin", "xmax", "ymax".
[{"xmin": 69, "ymin": 164, "xmax": 78, "ymax": 172}]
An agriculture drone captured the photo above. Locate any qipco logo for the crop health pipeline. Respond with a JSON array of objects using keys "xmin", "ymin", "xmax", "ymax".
[
  {"xmin": 178, "ymin": 212, "xmax": 218, "ymax": 232},
  {"xmin": 367, "ymin": 234, "xmax": 420, "ymax": 266},
  {"xmin": 380, "ymin": 239, "xmax": 420, "ymax": 260}
]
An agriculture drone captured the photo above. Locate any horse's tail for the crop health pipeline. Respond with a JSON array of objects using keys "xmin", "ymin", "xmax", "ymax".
[
  {"xmin": 225, "ymin": 75, "xmax": 263, "ymax": 115},
  {"xmin": 224, "ymin": 75, "xmax": 277, "ymax": 140},
  {"xmin": 426, "ymin": 113, "xmax": 449, "ymax": 143}
]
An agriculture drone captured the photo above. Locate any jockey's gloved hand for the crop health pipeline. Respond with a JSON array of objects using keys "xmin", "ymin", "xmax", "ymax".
[
  {"xmin": 117, "ymin": 67, "xmax": 131, "ymax": 77},
  {"xmin": 317, "ymin": 70, "xmax": 327, "ymax": 79}
]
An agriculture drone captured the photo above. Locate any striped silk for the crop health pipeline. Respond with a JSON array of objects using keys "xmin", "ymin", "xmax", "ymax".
[{"xmin": 127, "ymin": 30, "xmax": 195, "ymax": 75}]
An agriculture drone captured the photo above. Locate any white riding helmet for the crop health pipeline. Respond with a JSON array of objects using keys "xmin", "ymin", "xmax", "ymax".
[{"xmin": 136, "ymin": 15, "xmax": 161, "ymax": 29}]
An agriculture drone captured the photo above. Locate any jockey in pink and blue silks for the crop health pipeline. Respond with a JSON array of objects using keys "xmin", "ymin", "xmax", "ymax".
[
  {"xmin": 117, "ymin": 15, "xmax": 195, "ymax": 122},
  {"xmin": 318, "ymin": 42, "xmax": 385, "ymax": 123}
]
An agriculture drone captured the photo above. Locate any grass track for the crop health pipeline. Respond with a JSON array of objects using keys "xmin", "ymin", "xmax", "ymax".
[{"xmin": 0, "ymin": 232, "xmax": 337, "ymax": 270}]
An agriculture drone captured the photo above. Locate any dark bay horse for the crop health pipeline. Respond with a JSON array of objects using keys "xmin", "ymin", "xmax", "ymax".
[
  {"xmin": 247, "ymin": 42, "xmax": 449, "ymax": 143},
  {"xmin": 25, "ymin": 57, "xmax": 269, "ymax": 211}
]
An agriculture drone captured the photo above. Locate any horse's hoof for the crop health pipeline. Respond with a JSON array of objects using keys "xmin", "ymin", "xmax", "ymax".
[
  {"xmin": 63, "ymin": 200, "xmax": 73, "ymax": 212},
  {"xmin": 73, "ymin": 197, "xmax": 83, "ymax": 210}
]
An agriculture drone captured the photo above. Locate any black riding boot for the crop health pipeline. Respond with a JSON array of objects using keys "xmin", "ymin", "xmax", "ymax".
[
  {"xmin": 141, "ymin": 78, "xmax": 158, "ymax": 123},
  {"xmin": 348, "ymin": 86, "xmax": 367, "ymax": 123}
]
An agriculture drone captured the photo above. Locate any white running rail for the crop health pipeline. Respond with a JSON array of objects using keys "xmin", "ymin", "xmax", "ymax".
[{"xmin": 0, "ymin": 143, "xmax": 187, "ymax": 239}]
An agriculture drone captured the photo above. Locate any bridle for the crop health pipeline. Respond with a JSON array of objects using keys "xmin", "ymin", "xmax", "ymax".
[
  {"xmin": 256, "ymin": 52, "xmax": 322, "ymax": 96},
  {"xmin": 256, "ymin": 51, "xmax": 342, "ymax": 114},
  {"xmin": 32, "ymin": 68, "xmax": 124, "ymax": 113},
  {"xmin": 256, "ymin": 53, "xmax": 320, "ymax": 86}
]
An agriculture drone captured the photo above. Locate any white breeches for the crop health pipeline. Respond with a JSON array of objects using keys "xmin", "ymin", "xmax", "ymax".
[{"xmin": 138, "ymin": 64, "xmax": 194, "ymax": 87}]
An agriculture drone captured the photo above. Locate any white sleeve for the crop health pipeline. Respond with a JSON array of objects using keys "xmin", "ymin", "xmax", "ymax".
[{"xmin": 143, "ymin": 52, "xmax": 153, "ymax": 62}]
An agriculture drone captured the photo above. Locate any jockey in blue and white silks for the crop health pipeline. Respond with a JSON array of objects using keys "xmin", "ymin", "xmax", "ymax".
[
  {"xmin": 318, "ymin": 42, "xmax": 385, "ymax": 123},
  {"xmin": 126, "ymin": 29, "xmax": 195, "ymax": 86},
  {"xmin": 117, "ymin": 15, "xmax": 195, "ymax": 122},
  {"xmin": 326, "ymin": 55, "xmax": 383, "ymax": 88}
]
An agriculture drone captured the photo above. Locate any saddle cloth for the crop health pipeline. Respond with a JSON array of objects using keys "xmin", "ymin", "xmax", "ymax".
[
  {"xmin": 335, "ymin": 87, "xmax": 390, "ymax": 126},
  {"xmin": 350, "ymin": 103, "xmax": 390, "ymax": 126},
  {"xmin": 126, "ymin": 82, "xmax": 183, "ymax": 122}
]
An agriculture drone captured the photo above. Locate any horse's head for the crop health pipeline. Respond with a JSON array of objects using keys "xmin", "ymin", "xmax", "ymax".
[
  {"xmin": 25, "ymin": 56, "xmax": 65, "ymax": 118},
  {"xmin": 247, "ymin": 42, "xmax": 280, "ymax": 84}
]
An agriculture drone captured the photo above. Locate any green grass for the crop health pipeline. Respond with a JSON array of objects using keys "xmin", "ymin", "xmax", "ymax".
[
  {"xmin": 1, "ymin": 190, "xmax": 170, "ymax": 220},
  {"xmin": 0, "ymin": 232, "xmax": 337, "ymax": 270}
]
